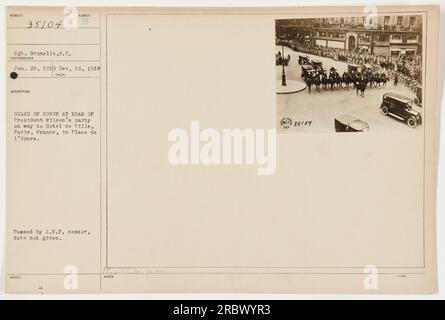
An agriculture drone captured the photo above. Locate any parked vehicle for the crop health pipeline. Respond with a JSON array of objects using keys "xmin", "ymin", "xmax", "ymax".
[
  {"xmin": 380, "ymin": 92, "xmax": 422, "ymax": 128},
  {"xmin": 301, "ymin": 64, "xmax": 315, "ymax": 79},
  {"xmin": 347, "ymin": 63, "xmax": 360, "ymax": 73},
  {"xmin": 298, "ymin": 55, "xmax": 310, "ymax": 65},
  {"xmin": 311, "ymin": 59, "xmax": 323, "ymax": 70},
  {"xmin": 334, "ymin": 114, "xmax": 369, "ymax": 132},
  {"xmin": 414, "ymin": 84, "xmax": 422, "ymax": 106}
]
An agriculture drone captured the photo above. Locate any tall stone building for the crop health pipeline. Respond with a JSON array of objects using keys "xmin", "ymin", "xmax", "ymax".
[{"xmin": 276, "ymin": 15, "xmax": 422, "ymax": 56}]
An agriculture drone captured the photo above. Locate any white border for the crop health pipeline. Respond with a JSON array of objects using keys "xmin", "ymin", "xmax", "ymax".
[{"xmin": 0, "ymin": 0, "xmax": 443, "ymax": 300}]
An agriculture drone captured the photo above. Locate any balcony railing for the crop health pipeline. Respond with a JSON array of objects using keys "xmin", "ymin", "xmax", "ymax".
[{"xmin": 390, "ymin": 39, "xmax": 419, "ymax": 44}]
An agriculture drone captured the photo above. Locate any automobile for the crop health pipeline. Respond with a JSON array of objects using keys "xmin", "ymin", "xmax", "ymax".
[
  {"xmin": 380, "ymin": 92, "xmax": 422, "ymax": 128},
  {"xmin": 414, "ymin": 84, "xmax": 422, "ymax": 106},
  {"xmin": 301, "ymin": 64, "xmax": 315, "ymax": 78},
  {"xmin": 311, "ymin": 59, "xmax": 323, "ymax": 70},
  {"xmin": 347, "ymin": 63, "xmax": 360, "ymax": 73},
  {"xmin": 334, "ymin": 114, "xmax": 369, "ymax": 132},
  {"xmin": 298, "ymin": 55, "xmax": 310, "ymax": 65}
]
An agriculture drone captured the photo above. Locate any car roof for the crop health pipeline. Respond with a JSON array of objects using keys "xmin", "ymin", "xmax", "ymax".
[
  {"xmin": 302, "ymin": 64, "xmax": 313, "ymax": 69},
  {"xmin": 349, "ymin": 120, "xmax": 369, "ymax": 131},
  {"xmin": 312, "ymin": 59, "xmax": 322, "ymax": 63},
  {"xmin": 335, "ymin": 114, "xmax": 356, "ymax": 124},
  {"xmin": 348, "ymin": 64, "xmax": 360, "ymax": 67},
  {"xmin": 335, "ymin": 114, "xmax": 369, "ymax": 131},
  {"xmin": 383, "ymin": 92, "xmax": 413, "ymax": 103}
]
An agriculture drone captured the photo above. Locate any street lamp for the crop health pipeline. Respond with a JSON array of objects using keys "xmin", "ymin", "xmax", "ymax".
[{"xmin": 281, "ymin": 44, "xmax": 287, "ymax": 86}]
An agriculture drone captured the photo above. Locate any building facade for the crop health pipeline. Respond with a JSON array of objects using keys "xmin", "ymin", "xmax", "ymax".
[{"xmin": 276, "ymin": 15, "xmax": 422, "ymax": 57}]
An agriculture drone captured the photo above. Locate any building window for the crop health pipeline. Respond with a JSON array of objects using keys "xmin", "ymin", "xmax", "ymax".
[
  {"xmin": 410, "ymin": 16, "xmax": 416, "ymax": 27},
  {"xmin": 384, "ymin": 16, "xmax": 390, "ymax": 25},
  {"xmin": 359, "ymin": 33, "xmax": 370, "ymax": 43},
  {"xmin": 376, "ymin": 34, "xmax": 389, "ymax": 42},
  {"xmin": 397, "ymin": 16, "xmax": 403, "ymax": 27}
]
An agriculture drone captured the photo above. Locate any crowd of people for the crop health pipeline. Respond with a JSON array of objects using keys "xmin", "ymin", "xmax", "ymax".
[{"xmin": 278, "ymin": 39, "xmax": 422, "ymax": 91}]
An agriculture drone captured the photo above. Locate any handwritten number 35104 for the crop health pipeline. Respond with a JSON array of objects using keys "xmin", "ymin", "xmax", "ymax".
[{"xmin": 27, "ymin": 20, "xmax": 63, "ymax": 29}]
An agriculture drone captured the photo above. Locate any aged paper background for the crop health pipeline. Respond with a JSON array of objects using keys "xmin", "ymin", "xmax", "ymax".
[{"xmin": 5, "ymin": 6, "xmax": 439, "ymax": 293}]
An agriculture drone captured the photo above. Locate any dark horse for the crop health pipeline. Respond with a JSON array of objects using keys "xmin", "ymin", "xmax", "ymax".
[
  {"xmin": 322, "ymin": 74, "xmax": 330, "ymax": 90},
  {"xmin": 356, "ymin": 80, "xmax": 367, "ymax": 98},
  {"xmin": 377, "ymin": 73, "xmax": 388, "ymax": 87},
  {"xmin": 313, "ymin": 75, "xmax": 322, "ymax": 92},
  {"xmin": 305, "ymin": 77, "xmax": 313, "ymax": 94},
  {"xmin": 328, "ymin": 72, "xmax": 337, "ymax": 90},
  {"xmin": 333, "ymin": 73, "xmax": 342, "ymax": 89},
  {"xmin": 342, "ymin": 72, "xmax": 352, "ymax": 89}
]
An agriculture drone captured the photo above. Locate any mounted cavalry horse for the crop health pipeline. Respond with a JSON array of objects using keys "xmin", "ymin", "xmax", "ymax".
[
  {"xmin": 355, "ymin": 78, "xmax": 367, "ymax": 98},
  {"xmin": 342, "ymin": 71, "xmax": 352, "ymax": 89},
  {"xmin": 321, "ymin": 73, "xmax": 330, "ymax": 90},
  {"xmin": 374, "ymin": 72, "xmax": 389, "ymax": 87},
  {"xmin": 299, "ymin": 59, "xmax": 388, "ymax": 96},
  {"xmin": 313, "ymin": 74, "xmax": 322, "ymax": 92},
  {"xmin": 328, "ymin": 67, "xmax": 341, "ymax": 90},
  {"xmin": 305, "ymin": 76, "xmax": 313, "ymax": 94}
]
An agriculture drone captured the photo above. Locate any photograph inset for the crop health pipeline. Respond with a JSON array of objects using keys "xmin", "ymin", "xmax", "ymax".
[{"xmin": 275, "ymin": 15, "xmax": 423, "ymax": 133}]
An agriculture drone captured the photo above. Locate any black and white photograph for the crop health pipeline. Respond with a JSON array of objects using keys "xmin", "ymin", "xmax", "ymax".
[{"xmin": 276, "ymin": 15, "xmax": 424, "ymax": 133}]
